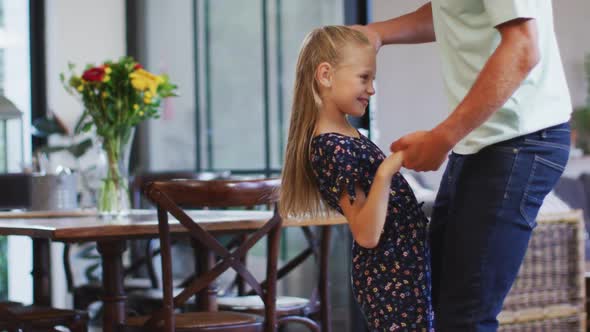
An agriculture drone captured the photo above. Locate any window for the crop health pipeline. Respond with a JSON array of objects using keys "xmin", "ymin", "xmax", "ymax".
[{"xmin": 133, "ymin": 0, "xmax": 343, "ymax": 176}]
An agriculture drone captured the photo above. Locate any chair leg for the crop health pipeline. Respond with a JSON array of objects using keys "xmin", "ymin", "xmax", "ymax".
[
  {"xmin": 20, "ymin": 322, "xmax": 33, "ymax": 332},
  {"xmin": 69, "ymin": 319, "xmax": 89, "ymax": 332}
]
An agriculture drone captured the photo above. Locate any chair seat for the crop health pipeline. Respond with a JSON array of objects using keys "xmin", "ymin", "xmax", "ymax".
[
  {"xmin": 217, "ymin": 295, "xmax": 309, "ymax": 311},
  {"xmin": 0, "ymin": 305, "xmax": 88, "ymax": 331},
  {"xmin": 7, "ymin": 305, "xmax": 87, "ymax": 321},
  {"xmin": 125, "ymin": 311, "xmax": 262, "ymax": 330}
]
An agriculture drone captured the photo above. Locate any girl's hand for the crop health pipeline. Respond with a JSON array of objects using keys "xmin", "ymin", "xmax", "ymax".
[{"xmin": 376, "ymin": 151, "xmax": 404, "ymax": 180}]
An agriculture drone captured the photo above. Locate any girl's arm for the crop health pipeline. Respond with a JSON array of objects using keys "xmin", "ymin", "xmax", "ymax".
[
  {"xmin": 339, "ymin": 152, "xmax": 404, "ymax": 249},
  {"xmin": 353, "ymin": 3, "xmax": 435, "ymax": 50}
]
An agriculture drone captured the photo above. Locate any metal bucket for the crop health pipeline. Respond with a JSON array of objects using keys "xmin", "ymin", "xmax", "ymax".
[{"xmin": 30, "ymin": 173, "xmax": 78, "ymax": 211}]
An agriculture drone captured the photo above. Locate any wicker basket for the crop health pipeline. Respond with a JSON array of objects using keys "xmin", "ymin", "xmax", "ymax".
[{"xmin": 498, "ymin": 210, "xmax": 586, "ymax": 331}]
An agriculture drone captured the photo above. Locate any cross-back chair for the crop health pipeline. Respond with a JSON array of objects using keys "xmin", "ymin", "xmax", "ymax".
[
  {"xmin": 64, "ymin": 171, "xmax": 230, "ymax": 313},
  {"xmin": 120, "ymin": 178, "xmax": 282, "ymax": 331}
]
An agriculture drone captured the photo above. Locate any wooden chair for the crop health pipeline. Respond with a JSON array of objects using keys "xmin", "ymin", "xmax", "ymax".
[
  {"xmin": 120, "ymin": 178, "xmax": 282, "ymax": 331},
  {"xmin": 64, "ymin": 171, "xmax": 230, "ymax": 312},
  {"xmin": 159, "ymin": 178, "xmax": 329, "ymax": 331},
  {"xmin": 0, "ymin": 301, "xmax": 88, "ymax": 332}
]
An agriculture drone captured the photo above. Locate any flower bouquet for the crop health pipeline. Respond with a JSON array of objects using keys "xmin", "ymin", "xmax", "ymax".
[{"xmin": 61, "ymin": 56, "xmax": 177, "ymax": 216}]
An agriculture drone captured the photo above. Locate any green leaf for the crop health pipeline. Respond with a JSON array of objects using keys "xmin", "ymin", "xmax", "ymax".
[
  {"xmin": 67, "ymin": 138, "xmax": 93, "ymax": 158},
  {"xmin": 32, "ymin": 117, "xmax": 67, "ymax": 137},
  {"xmin": 80, "ymin": 122, "xmax": 94, "ymax": 133},
  {"xmin": 36, "ymin": 145, "xmax": 69, "ymax": 154},
  {"xmin": 74, "ymin": 112, "xmax": 90, "ymax": 134}
]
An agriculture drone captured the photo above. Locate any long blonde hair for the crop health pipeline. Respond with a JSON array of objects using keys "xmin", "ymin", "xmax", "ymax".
[{"xmin": 280, "ymin": 26, "xmax": 371, "ymax": 218}]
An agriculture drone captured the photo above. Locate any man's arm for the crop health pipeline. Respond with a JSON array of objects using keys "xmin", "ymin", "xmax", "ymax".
[
  {"xmin": 433, "ymin": 18, "xmax": 540, "ymax": 148},
  {"xmin": 354, "ymin": 3, "xmax": 435, "ymax": 50},
  {"xmin": 391, "ymin": 18, "xmax": 540, "ymax": 171}
]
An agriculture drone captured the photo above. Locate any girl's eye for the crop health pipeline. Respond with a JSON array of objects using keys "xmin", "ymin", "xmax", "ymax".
[{"xmin": 360, "ymin": 74, "xmax": 369, "ymax": 80}]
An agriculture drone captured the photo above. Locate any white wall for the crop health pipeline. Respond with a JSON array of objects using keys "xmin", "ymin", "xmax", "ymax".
[
  {"xmin": 8, "ymin": 0, "xmax": 126, "ymax": 307},
  {"xmin": 46, "ymin": 0, "xmax": 126, "ymax": 131},
  {"xmin": 373, "ymin": 0, "xmax": 590, "ymax": 154},
  {"xmin": 553, "ymin": 1, "xmax": 590, "ymax": 108},
  {"xmin": 5, "ymin": 0, "xmax": 33, "ymax": 305}
]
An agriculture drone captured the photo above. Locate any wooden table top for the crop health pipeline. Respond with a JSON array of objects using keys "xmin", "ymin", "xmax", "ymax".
[
  {"xmin": 0, "ymin": 209, "xmax": 347, "ymax": 242},
  {"xmin": 0, "ymin": 209, "xmax": 580, "ymax": 242}
]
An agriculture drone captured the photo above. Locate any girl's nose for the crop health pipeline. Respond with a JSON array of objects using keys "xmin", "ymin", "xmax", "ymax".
[{"xmin": 367, "ymin": 82, "xmax": 375, "ymax": 95}]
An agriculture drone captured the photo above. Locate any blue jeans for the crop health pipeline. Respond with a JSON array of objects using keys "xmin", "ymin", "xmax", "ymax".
[{"xmin": 430, "ymin": 122, "xmax": 570, "ymax": 331}]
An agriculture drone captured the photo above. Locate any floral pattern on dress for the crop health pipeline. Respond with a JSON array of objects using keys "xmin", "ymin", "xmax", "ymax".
[{"xmin": 310, "ymin": 132, "xmax": 434, "ymax": 331}]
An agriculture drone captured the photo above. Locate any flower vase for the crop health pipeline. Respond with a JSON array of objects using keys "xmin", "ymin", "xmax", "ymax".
[{"xmin": 97, "ymin": 128, "xmax": 135, "ymax": 218}]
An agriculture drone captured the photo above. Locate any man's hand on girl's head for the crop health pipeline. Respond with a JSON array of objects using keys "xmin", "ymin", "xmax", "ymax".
[{"xmin": 350, "ymin": 25, "xmax": 382, "ymax": 51}]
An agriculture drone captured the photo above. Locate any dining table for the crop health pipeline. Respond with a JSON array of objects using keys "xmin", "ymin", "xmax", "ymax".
[{"xmin": 0, "ymin": 209, "xmax": 346, "ymax": 332}]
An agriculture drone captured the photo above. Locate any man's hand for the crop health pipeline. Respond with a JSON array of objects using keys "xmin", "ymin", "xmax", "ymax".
[
  {"xmin": 390, "ymin": 129, "xmax": 454, "ymax": 171},
  {"xmin": 350, "ymin": 25, "xmax": 382, "ymax": 51}
]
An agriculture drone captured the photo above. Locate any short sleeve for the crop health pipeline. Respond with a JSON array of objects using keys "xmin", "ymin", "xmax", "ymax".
[
  {"xmin": 331, "ymin": 142, "xmax": 360, "ymax": 205},
  {"xmin": 483, "ymin": 0, "xmax": 538, "ymax": 27}
]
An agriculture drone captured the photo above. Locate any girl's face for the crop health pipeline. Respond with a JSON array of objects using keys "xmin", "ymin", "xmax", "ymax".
[{"xmin": 324, "ymin": 45, "xmax": 376, "ymax": 118}]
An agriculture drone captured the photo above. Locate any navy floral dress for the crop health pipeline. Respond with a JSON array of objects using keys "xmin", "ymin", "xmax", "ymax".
[{"xmin": 310, "ymin": 132, "xmax": 434, "ymax": 331}]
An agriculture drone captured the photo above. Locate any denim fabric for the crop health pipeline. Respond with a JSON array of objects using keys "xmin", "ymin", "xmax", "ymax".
[{"xmin": 430, "ymin": 122, "xmax": 570, "ymax": 331}]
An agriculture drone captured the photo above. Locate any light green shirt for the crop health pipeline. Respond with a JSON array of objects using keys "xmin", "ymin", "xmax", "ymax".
[{"xmin": 431, "ymin": 0, "xmax": 572, "ymax": 154}]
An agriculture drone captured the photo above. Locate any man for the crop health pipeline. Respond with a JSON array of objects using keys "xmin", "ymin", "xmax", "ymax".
[{"xmin": 355, "ymin": 1, "xmax": 571, "ymax": 331}]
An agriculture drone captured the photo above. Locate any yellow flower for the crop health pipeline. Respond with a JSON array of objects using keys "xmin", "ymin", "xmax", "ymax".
[
  {"xmin": 144, "ymin": 96, "xmax": 152, "ymax": 104},
  {"xmin": 139, "ymin": 111, "xmax": 145, "ymax": 116},
  {"xmin": 105, "ymin": 67, "xmax": 112, "ymax": 74},
  {"xmin": 129, "ymin": 69, "xmax": 160, "ymax": 95},
  {"xmin": 77, "ymin": 85, "xmax": 84, "ymax": 92},
  {"xmin": 145, "ymin": 91, "xmax": 152, "ymax": 99},
  {"xmin": 102, "ymin": 91, "xmax": 108, "ymax": 98},
  {"xmin": 133, "ymin": 104, "xmax": 139, "ymax": 111},
  {"xmin": 103, "ymin": 75, "xmax": 110, "ymax": 83}
]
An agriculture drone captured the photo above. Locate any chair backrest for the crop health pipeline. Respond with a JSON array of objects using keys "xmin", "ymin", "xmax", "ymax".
[
  {"xmin": 146, "ymin": 178, "xmax": 279, "ymax": 208},
  {"xmin": 143, "ymin": 178, "xmax": 281, "ymax": 331},
  {"xmin": 130, "ymin": 170, "xmax": 231, "ymax": 208},
  {"xmin": 0, "ymin": 304, "xmax": 20, "ymax": 328}
]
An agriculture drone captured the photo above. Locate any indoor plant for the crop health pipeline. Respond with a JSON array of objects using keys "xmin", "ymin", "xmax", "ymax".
[{"xmin": 61, "ymin": 56, "xmax": 177, "ymax": 216}]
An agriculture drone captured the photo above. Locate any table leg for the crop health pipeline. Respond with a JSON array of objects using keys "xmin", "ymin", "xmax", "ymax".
[
  {"xmin": 97, "ymin": 240, "xmax": 127, "ymax": 332},
  {"xmin": 264, "ymin": 220, "xmax": 281, "ymax": 332},
  {"xmin": 32, "ymin": 238, "xmax": 51, "ymax": 306},
  {"xmin": 319, "ymin": 226, "xmax": 332, "ymax": 332},
  {"xmin": 192, "ymin": 239, "xmax": 217, "ymax": 311}
]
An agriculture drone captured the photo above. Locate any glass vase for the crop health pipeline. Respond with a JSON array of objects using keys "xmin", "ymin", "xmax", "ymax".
[{"xmin": 97, "ymin": 127, "xmax": 135, "ymax": 218}]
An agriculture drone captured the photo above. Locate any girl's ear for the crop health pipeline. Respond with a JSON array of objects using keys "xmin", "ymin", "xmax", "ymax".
[{"xmin": 315, "ymin": 62, "xmax": 333, "ymax": 88}]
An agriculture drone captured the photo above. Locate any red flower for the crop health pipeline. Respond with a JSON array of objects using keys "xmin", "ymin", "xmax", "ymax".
[
  {"xmin": 133, "ymin": 63, "xmax": 143, "ymax": 70},
  {"xmin": 82, "ymin": 67, "xmax": 105, "ymax": 82}
]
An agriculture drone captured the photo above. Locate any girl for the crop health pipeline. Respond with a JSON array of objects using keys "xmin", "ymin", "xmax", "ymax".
[{"xmin": 280, "ymin": 26, "xmax": 434, "ymax": 331}]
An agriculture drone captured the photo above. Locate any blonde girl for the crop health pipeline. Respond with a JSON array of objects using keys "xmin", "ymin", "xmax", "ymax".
[{"xmin": 280, "ymin": 26, "xmax": 433, "ymax": 331}]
